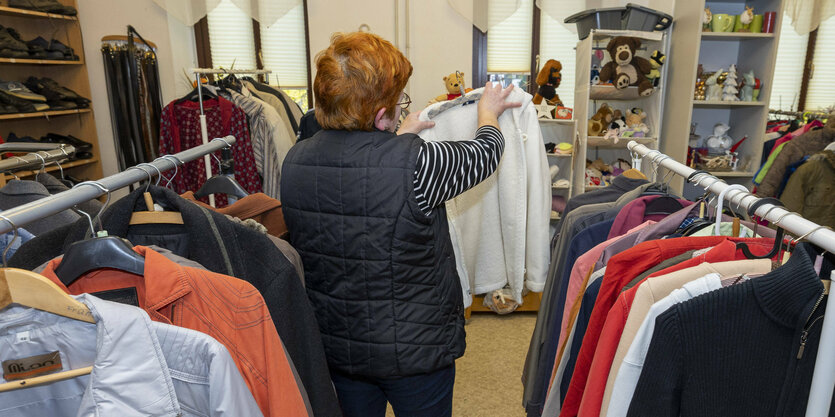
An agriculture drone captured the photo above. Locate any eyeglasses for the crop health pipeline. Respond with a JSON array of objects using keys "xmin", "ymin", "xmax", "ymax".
[{"xmin": 396, "ymin": 93, "xmax": 411, "ymax": 110}]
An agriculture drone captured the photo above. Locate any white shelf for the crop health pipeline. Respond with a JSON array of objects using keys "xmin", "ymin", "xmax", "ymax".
[
  {"xmin": 701, "ymin": 31, "xmax": 775, "ymax": 39},
  {"xmin": 547, "ymin": 153, "xmax": 573, "ymax": 158},
  {"xmin": 590, "ymin": 85, "xmax": 656, "ymax": 100},
  {"xmin": 587, "ymin": 136, "xmax": 656, "ymax": 148},
  {"xmin": 552, "ymin": 183, "xmax": 570, "ymax": 190},
  {"xmin": 590, "ymin": 29, "xmax": 664, "ymax": 42},
  {"xmin": 692, "ymin": 100, "xmax": 766, "ymax": 108},
  {"xmin": 538, "ymin": 118, "xmax": 575, "ymax": 125}
]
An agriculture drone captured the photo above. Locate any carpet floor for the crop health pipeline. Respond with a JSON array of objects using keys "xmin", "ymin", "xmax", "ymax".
[{"xmin": 385, "ymin": 312, "xmax": 538, "ymax": 416}]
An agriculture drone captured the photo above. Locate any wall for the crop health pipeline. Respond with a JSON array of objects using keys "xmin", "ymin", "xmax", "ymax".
[
  {"xmin": 78, "ymin": 0, "xmax": 197, "ymax": 178},
  {"xmin": 306, "ymin": 0, "xmax": 473, "ymax": 111}
]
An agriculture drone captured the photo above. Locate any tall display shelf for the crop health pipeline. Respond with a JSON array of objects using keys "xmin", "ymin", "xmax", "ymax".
[
  {"xmin": 0, "ymin": 0, "xmax": 102, "ymax": 186},
  {"xmin": 571, "ymin": 29, "xmax": 670, "ymax": 196},
  {"xmin": 540, "ymin": 118, "xmax": 575, "ymax": 222},
  {"xmin": 661, "ymin": 0, "xmax": 783, "ymax": 195}
]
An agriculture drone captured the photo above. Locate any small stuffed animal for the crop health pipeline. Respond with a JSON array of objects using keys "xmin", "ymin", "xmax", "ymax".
[
  {"xmin": 706, "ymin": 70, "xmax": 723, "ymax": 101},
  {"xmin": 588, "ymin": 103, "xmax": 614, "ymax": 137},
  {"xmin": 590, "ymin": 50, "xmax": 604, "ymax": 85},
  {"xmin": 739, "ymin": 6, "xmax": 754, "ymax": 31},
  {"xmin": 703, "ymin": 7, "xmax": 712, "ymax": 31},
  {"xmin": 598, "ymin": 36, "xmax": 654, "ymax": 96},
  {"xmin": 622, "ymin": 110, "xmax": 650, "ymax": 138},
  {"xmin": 705, "ymin": 123, "xmax": 733, "ymax": 152},
  {"xmin": 740, "ymin": 70, "xmax": 755, "ymax": 101},
  {"xmin": 647, "ymin": 50, "xmax": 665, "ymax": 87},
  {"xmin": 429, "ymin": 72, "xmax": 473, "ymax": 104},
  {"xmin": 533, "ymin": 59, "xmax": 564, "ymax": 107},
  {"xmin": 604, "ymin": 119, "xmax": 626, "ymax": 142}
]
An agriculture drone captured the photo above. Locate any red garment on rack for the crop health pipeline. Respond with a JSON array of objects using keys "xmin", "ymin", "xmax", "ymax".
[{"xmin": 159, "ymin": 97, "xmax": 262, "ymax": 207}]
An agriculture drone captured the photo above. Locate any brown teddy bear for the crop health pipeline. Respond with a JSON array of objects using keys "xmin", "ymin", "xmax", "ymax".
[
  {"xmin": 599, "ymin": 36, "xmax": 654, "ymax": 96},
  {"xmin": 533, "ymin": 59, "xmax": 563, "ymax": 107},
  {"xmin": 429, "ymin": 72, "xmax": 473, "ymax": 104},
  {"xmin": 588, "ymin": 103, "xmax": 614, "ymax": 137}
]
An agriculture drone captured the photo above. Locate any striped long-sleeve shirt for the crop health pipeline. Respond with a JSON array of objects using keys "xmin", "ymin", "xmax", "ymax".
[{"xmin": 413, "ymin": 125, "xmax": 505, "ymax": 214}]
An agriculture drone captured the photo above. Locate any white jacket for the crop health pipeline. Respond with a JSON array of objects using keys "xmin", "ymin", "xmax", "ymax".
[{"xmin": 419, "ymin": 86, "xmax": 550, "ymax": 306}]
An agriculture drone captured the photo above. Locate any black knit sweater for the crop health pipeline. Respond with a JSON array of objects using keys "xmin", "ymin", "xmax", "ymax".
[{"xmin": 625, "ymin": 243, "xmax": 834, "ymax": 416}]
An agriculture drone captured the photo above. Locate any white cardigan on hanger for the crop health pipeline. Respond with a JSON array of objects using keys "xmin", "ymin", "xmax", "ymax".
[{"xmin": 419, "ymin": 86, "xmax": 550, "ymax": 307}]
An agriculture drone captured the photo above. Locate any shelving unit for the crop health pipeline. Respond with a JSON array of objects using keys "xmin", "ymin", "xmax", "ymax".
[
  {"xmin": 540, "ymin": 117, "xmax": 576, "ymax": 208},
  {"xmin": 0, "ymin": 0, "xmax": 101, "ymax": 187},
  {"xmin": 572, "ymin": 29, "xmax": 671, "ymax": 196},
  {"xmin": 661, "ymin": 0, "xmax": 784, "ymax": 195}
]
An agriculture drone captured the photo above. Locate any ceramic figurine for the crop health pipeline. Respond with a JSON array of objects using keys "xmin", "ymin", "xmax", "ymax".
[
  {"xmin": 703, "ymin": 7, "xmax": 712, "ymax": 31},
  {"xmin": 738, "ymin": 6, "xmax": 754, "ymax": 32},
  {"xmin": 722, "ymin": 65, "xmax": 740, "ymax": 101},
  {"xmin": 740, "ymin": 70, "xmax": 755, "ymax": 101},
  {"xmin": 706, "ymin": 70, "xmax": 723, "ymax": 101},
  {"xmin": 706, "ymin": 123, "xmax": 733, "ymax": 153}
]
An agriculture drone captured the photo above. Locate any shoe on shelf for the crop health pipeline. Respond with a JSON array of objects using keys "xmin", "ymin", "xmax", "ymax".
[
  {"xmin": 6, "ymin": 132, "xmax": 40, "ymax": 143},
  {"xmin": 24, "ymin": 77, "xmax": 90, "ymax": 106},
  {"xmin": 46, "ymin": 100, "xmax": 77, "ymax": 110},
  {"xmin": 8, "ymin": 0, "xmax": 77, "ymax": 16},
  {"xmin": 26, "ymin": 36, "xmax": 64, "ymax": 60},
  {"xmin": 0, "ymin": 26, "xmax": 29, "ymax": 58},
  {"xmin": 43, "ymin": 133, "xmax": 92, "ymax": 151},
  {"xmin": 0, "ymin": 90, "xmax": 36, "ymax": 113},
  {"xmin": 46, "ymin": 39, "xmax": 77, "ymax": 60},
  {"xmin": 0, "ymin": 103, "xmax": 17, "ymax": 114},
  {"xmin": 0, "ymin": 79, "xmax": 47, "ymax": 102}
]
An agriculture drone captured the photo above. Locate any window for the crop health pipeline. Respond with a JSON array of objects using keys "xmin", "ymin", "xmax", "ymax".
[
  {"xmin": 487, "ymin": 0, "xmax": 534, "ymax": 73},
  {"xmin": 200, "ymin": 0, "xmax": 311, "ymax": 110},
  {"xmin": 539, "ymin": 13, "xmax": 576, "ymax": 109},
  {"xmin": 806, "ymin": 16, "xmax": 835, "ymax": 111},
  {"xmin": 769, "ymin": 14, "xmax": 835, "ymax": 112}
]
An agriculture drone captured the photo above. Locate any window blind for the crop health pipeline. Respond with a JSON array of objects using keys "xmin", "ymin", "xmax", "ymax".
[
  {"xmin": 206, "ymin": 0, "xmax": 257, "ymax": 70},
  {"xmin": 805, "ymin": 15, "xmax": 835, "ymax": 111},
  {"xmin": 769, "ymin": 14, "xmax": 808, "ymax": 111},
  {"xmin": 260, "ymin": 4, "xmax": 308, "ymax": 88},
  {"xmin": 539, "ymin": 12, "xmax": 575, "ymax": 108},
  {"xmin": 487, "ymin": 0, "xmax": 533, "ymax": 73}
]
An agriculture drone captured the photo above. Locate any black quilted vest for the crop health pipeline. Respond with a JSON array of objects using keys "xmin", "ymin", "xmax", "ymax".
[{"xmin": 280, "ymin": 129, "xmax": 465, "ymax": 378}]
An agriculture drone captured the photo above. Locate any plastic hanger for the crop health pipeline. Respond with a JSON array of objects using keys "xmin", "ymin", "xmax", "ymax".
[
  {"xmin": 0, "ymin": 215, "xmax": 95, "ymax": 393},
  {"xmin": 53, "ymin": 181, "xmax": 146, "ymax": 286},
  {"xmin": 194, "ymin": 141, "xmax": 248, "ymax": 200}
]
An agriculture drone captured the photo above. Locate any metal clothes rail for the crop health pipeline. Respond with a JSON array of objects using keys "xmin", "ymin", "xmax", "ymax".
[
  {"xmin": 626, "ymin": 141, "xmax": 835, "ymax": 417},
  {"xmin": 190, "ymin": 67, "xmax": 272, "ymax": 207},
  {"xmin": 768, "ymin": 108, "xmax": 831, "ymax": 118},
  {"xmin": 0, "ymin": 136, "xmax": 236, "ymax": 235},
  {"xmin": 0, "ymin": 145, "xmax": 76, "ymax": 174}
]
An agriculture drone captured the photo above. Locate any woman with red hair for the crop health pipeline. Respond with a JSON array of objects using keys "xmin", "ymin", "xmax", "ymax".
[{"xmin": 281, "ymin": 31, "xmax": 518, "ymax": 417}]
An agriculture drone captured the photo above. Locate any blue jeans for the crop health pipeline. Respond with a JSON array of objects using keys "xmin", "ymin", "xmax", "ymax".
[{"xmin": 330, "ymin": 364, "xmax": 455, "ymax": 417}]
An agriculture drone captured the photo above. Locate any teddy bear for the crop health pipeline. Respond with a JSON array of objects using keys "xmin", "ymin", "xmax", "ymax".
[
  {"xmin": 429, "ymin": 72, "xmax": 473, "ymax": 104},
  {"xmin": 621, "ymin": 109, "xmax": 649, "ymax": 138},
  {"xmin": 598, "ymin": 36, "xmax": 654, "ymax": 96},
  {"xmin": 533, "ymin": 59, "xmax": 563, "ymax": 107},
  {"xmin": 647, "ymin": 50, "xmax": 665, "ymax": 87},
  {"xmin": 588, "ymin": 103, "xmax": 613, "ymax": 137}
]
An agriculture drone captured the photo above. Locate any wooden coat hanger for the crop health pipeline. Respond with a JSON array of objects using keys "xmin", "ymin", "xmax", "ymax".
[
  {"xmin": 128, "ymin": 162, "xmax": 184, "ymax": 225},
  {"xmin": 621, "ymin": 168, "xmax": 647, "ymax": 180},
  {"xmin": 0, "ymin": 217, "xmax": 95, "ymax": 392}
]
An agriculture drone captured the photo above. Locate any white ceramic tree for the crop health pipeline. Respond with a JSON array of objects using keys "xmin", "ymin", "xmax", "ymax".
[{"xmin": 723, "ymin": 65, "xmax": 740, "ymax": 101}]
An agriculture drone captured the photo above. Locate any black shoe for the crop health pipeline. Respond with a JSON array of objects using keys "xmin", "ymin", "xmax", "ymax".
[
  {"xmin": 47, "ymin": 39, "xmax": 77, "ymax": 60},
  {"xmin": 0, "ymin": 90, "xmax": 35, "ymax": 112},
  {"xmin": 25, "ymin": 77, "xmax": 89, "ymax": 106},
  {"xmin": 43, "ymin": 132, "xmax": 92, "ymax": 151},
  {"xmin": 8, "ymin": 0, "xmax": 77, "ymax": 16},
  {"xmin": 0, "ymin": 26, "xmax": 29, "ymax": 58},
  {"xmin": 0, "ymin": 104, "xmax": 17, "ymax": 114},
  {"xmin": 6, "ymin": 132, "xmax": 39, "ymax": 143},
  {"xmin": 46, "ymin": 100, "xmax": 76, "ymax": 110},
  {"xmin": 26, "ymin": 36, "xmax": 63, "ymax": 59}
]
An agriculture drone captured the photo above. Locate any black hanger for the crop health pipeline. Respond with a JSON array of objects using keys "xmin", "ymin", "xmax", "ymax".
[
  {"xmin": 736, "ymin": 198, "xmax": 786, "ymax": 259},
  {"xmin": 194, "ymin": 148, "xmax": 248, "ymax": 199},
  {"xmin": 54, "ymin": 197, "xmax": 145, "ymax": 286},
  {"xmin": 176, "ymin": 85, "xmax": 217, "ymax": 104},
  {"xmin": 644, "ymin": 196, "xmax": 684, "ymax": 216}
]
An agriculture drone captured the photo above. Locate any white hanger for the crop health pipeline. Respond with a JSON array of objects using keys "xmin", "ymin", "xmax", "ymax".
[{"xmin": 713, "ymin": 184, "xmax": 748, "ymax": 235}]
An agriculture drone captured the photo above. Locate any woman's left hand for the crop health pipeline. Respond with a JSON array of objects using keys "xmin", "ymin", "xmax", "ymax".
[{"xmin": 397, "ymin": 111, "xmax": 435, "ymax": 135}]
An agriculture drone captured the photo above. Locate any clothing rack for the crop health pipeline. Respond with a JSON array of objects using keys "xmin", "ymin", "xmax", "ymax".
[
  {"xmin": 190, "ymin": 67, "xmax": 272, "ymax": 207},
  {"xmin": 0, "ymin": 145, "xmax": 76, "ymax": 174},
  {"xmin": 0, "ymin": 136, "xmax": 235, "ymax": 235},
  {"xmin": 768, "ymin": 109, "xmax": 832, "ymax": 118},
  {"xmin": 626, "ymin": 140, "xmax": 835, "ymax": 416}
]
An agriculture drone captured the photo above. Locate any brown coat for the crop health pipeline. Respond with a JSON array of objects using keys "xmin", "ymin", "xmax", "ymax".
[
  {"xmin": 780, "ymin": 150, "xmax": 835, "ymax": 229},
  {"xmin": 757, "ymin": 126, "xmax": 835, "ymax": 197}
]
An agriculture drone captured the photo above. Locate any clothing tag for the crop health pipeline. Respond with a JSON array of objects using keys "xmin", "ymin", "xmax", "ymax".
[
  {"xmin": 822, "ymin": 280, "xmax": 830, "ymax": 295},
  {"xmin": 90, "ymin": 287, "xmax": 140, "ymax": 307},
  {"xmin": 781, "ymin": 250, "xmax": 791, "ymax": 266},
  {"xmin": 814, "ymin": 255, "xmax": 824, "ymax": 276},
  {"xmin": 15, "ymin": 331, "xmax": 30, "ymax": 344},
  {"xmin": 2, "ymin": 351, "xmax": 62, "ymax": 381}
]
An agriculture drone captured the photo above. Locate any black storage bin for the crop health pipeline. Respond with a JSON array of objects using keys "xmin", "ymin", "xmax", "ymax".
[
  {"xmin": 564, "ymin": 7, "xmax": 625, "ymax": 40},
  {"xmin": 623, "ymin": 3, "xmax": 672, "ymax": 31}
]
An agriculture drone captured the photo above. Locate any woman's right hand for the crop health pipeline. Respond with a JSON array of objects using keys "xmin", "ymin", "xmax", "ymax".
[{"xmin": 477, "ymin": 82, "xmax": 522, "ymax": 129}]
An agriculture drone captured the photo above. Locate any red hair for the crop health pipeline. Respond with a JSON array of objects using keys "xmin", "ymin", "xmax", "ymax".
[{"xmin": 314, "ymin": 32, "xmax": 413, "ymax": 131}]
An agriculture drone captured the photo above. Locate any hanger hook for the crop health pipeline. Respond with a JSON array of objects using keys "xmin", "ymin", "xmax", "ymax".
[
  {"xmin": 72, "ymin": 205, "xmax": 97, "ymax": 239},
  {"xmin": 128, "ymin": 164, "xmax": 154, "ymax": 192},
  {"xmin": 790, "ymin": 225, "xmax": 832, "ymax": 247},
  {"xmin": 0, "ymin": 214, "xmax": 19, "ymax": 267},
  {"xmin": 31, "ymin": 152, "xmax": 47, "ymax": 177},
  {"xmin": 74, "ymin": 181, "xmax": 111, "ymax": 234},
  {"xmin": 211, "ymin": 136, "xmax": 234, "ymax": 149},
  {"xmin": 158, "ymin": 155, "xmax": 182, "ymax": 188},
  {"xmin": 151, "ymin": 157, "xmax": 175, "ymax": 188}
]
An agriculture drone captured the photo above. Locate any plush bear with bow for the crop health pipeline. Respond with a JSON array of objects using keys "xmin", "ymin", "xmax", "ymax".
[
  {"xmin": 430, "ymin": 72, "xmax": 473, "ymax": 104},
  {"xmin": 599, "ymin": 36, "xmax": 654, "ymax": 96}
]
